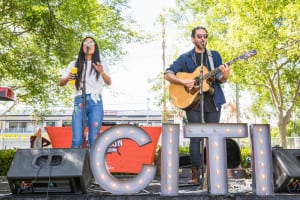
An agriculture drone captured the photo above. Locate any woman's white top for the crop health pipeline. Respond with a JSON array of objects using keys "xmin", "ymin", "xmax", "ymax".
[{"xmin": 62, "ymin": 60, "xmax": 110, "ymax": 103}]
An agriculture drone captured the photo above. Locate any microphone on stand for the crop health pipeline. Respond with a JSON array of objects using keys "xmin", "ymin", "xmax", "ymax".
[
  {"xmin": 86, "ymin": 41, "xmax": 94, "ymax": 49},
  {"xmin": 200, "ymin": 40, "xmax": 205, "ymax": 48}
]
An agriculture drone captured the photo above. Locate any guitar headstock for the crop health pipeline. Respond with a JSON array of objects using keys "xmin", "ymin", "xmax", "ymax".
[
  {"xmin": 226, "ymin": 49, "xmax": 257, "ymax": 66},
  {"xmin": 239, "ymin": 49, "xmax": 257, "ymax": 60}
]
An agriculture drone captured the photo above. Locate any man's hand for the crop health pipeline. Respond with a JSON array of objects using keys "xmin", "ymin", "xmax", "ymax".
[
  {"xmin": 183, "ymin": 79, "xmax": 195, "ymax": 91},
  {"xmin": 219, "ymin": 64, "xmax": 230, "ymax": 82}
]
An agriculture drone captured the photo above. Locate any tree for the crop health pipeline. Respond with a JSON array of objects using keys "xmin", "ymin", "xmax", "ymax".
[
  {"xmin": 170, "ymin": 0, "xmax": 300, "ymax": 147},
  {"xmin": 0, "ymin": 0, "xmax": 140, "ymax": 117},
  {"xmin": 149, "ymin": 11, "xmax": 182, "ymax": 124}
]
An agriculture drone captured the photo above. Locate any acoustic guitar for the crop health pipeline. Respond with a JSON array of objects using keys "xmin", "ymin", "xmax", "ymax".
[{"xmin": 169, "ymin": 49, "xmax": 257, "ymax": 110}]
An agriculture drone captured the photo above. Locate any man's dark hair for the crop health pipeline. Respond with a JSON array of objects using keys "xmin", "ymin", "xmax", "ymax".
[{"xmin": 191, "ymin": 26, "xmax": 208, "ymax": 37}]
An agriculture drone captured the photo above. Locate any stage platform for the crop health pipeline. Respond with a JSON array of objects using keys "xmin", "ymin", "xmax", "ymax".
[{"xmin": 1, "ymin": 176, "xmax": 300, "ymax": 200}]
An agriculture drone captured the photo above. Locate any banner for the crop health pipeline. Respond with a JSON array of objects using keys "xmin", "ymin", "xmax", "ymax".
[{"xmin": 45, "ymin": 126, "xmax": 161, "ymax": 173}]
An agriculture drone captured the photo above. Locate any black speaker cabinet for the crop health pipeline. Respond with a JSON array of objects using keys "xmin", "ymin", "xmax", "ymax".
[
  {"xmin": 272, "ymin": 148, "xmax": 300, "ymax": 192},
  {"xmin": 204, "ymin": 138, "xmax": 242, "ymax": 168},
  {"xmin": 7, "ymin": 148, "xmax": 92, "ymax": 194},
  {"xmin": 179, "ymin": 154, "xmax": 191, "ymax": 168}
]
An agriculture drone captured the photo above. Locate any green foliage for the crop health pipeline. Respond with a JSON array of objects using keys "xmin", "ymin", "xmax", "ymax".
[
  {"xmin": 0, "ymin": 0, "xmax": 141, "ymax": 114},
  {"xmin": 169, "ymin": 0, "xmax": 300, "ymax": 147},
  {"xmin": 156, "ymin": 145, "xmax": 189, "ymax": 155},
  {"xmin": 0, "ymin": 149, "xmax": 17, "ymax": 176},
  {"xmin": 286, "ymin": 118, "xmax": 299, "ymax": 137},
  {"xmin": 240, "ymin": 146, "xmax": 251, "ymax": 169},
  {"xmin": 271, "ymin": 126, "xmax": 280, "ymax": 138},
  {"xmin": 179, "ymin": 145, "xmax": 189, "ymax": 154}
]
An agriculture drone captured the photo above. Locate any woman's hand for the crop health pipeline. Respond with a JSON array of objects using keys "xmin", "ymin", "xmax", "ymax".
[{"xmin": 93, "ymin": 62, "xmax": 104, "ymax": 74}]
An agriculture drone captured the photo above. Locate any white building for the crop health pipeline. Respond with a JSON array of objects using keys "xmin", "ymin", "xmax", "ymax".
[{"xmin": 0, "ymin": 109, "xmax": 190, "ymax": 149}]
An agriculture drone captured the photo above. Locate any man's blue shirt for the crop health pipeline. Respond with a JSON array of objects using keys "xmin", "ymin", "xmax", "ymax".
[{"xmin": 165, "ymin": 48, "xmax": 226, "ymax": 110}]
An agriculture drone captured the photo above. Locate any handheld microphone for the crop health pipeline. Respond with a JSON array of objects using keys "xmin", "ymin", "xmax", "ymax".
[{"xmin": 69, "ymin": 67, "xmax": 78, "ymax": 85}]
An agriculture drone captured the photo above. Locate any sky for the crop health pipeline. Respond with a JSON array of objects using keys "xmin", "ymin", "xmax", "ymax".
[{"xmin": 103, "ymin": 0, "xmax": 177, "ymax": 111}]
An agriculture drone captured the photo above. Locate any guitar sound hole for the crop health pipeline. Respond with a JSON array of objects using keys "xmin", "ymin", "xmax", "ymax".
[
  {"xmin": 194, "ymin": 77, "xmax": 200, "ymax": 86},
  {"xmin": 184, "ymin": 86, "xmax": 190, "ymax": 93}
]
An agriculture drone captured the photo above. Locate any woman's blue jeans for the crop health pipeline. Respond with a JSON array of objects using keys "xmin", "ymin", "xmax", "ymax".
[
  {"xmin": 71, "ymin": 94, "xmax": 104, "ymax": 149},
  {"xmin": 185, "ymin": 109, "xmax": 221, "ymax": 168}
]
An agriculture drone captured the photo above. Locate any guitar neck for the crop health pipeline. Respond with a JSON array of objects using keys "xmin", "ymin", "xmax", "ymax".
[
  {"xmin": 203, "ymin": 67, "xmax": 221, "ymax": 79},
  {"xmin": 202, "ymin": 58, "xmax": 237, "ymax": 80},
  {"xmin": 202, "ymin": 57, "xmax": 236, "ymax": 80},
  {"xmin": 202, "ymin": 49, "xmax": 257, "ymax": 80},
  {"xmin": 226, "ymin": 57, "xmax": 239, "ymax": 66}
]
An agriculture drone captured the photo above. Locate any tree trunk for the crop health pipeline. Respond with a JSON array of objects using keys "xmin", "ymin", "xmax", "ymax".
[{"xmin": 278, "ymin": 119, "xmax": 287, "ymax": 148}]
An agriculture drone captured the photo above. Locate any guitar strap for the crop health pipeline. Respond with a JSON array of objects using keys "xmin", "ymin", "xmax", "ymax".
[
  {"xmin": 207, "ymin": 50, "xmax": 215, "ymax": 95},
  {"xmin": 207, "ymin": 50, "xmax": 215, "ymax": 71}
]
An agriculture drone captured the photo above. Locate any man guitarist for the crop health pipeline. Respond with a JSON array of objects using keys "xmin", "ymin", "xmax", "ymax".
[{"xmin": 164, "ymin": 26, "xmax": 230, "ymax": 185}]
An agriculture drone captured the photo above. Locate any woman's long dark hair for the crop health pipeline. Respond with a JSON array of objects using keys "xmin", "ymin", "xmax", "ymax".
[{"xmin": 75, "ymin": 37, "xmax": 101, "ymax": 90}]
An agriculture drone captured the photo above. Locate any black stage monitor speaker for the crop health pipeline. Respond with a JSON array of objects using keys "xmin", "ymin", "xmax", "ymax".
[
  {"xmin": 7, "ymin": 148, "xmax": 92, "ymax": 194},
  {"xmin": 179, "ymin": 139, "xmax": 244, "ymax": 178},
  {"xmin": 203, "ymin": 138, "xmax": 242, "ymax": 169},
  {"xmin": 273, "ymin": 148, "xmax": 300, "ymax": 193},
  {"xmin": 179, "ymin": 139, "xmax": 242, "ymax": 168}
]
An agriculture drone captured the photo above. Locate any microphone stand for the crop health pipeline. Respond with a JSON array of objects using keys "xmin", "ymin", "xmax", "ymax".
[
  {"xmin": 199, "ymin": 49, "xmax": 205, "ymax": 124},
  {"xmin": 81, "ymin": 46, "xmax": 89, "ymax": 148},
  {"xmin": 198, "ymin": 42, "xmax": 205, "ymax": 188}
]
